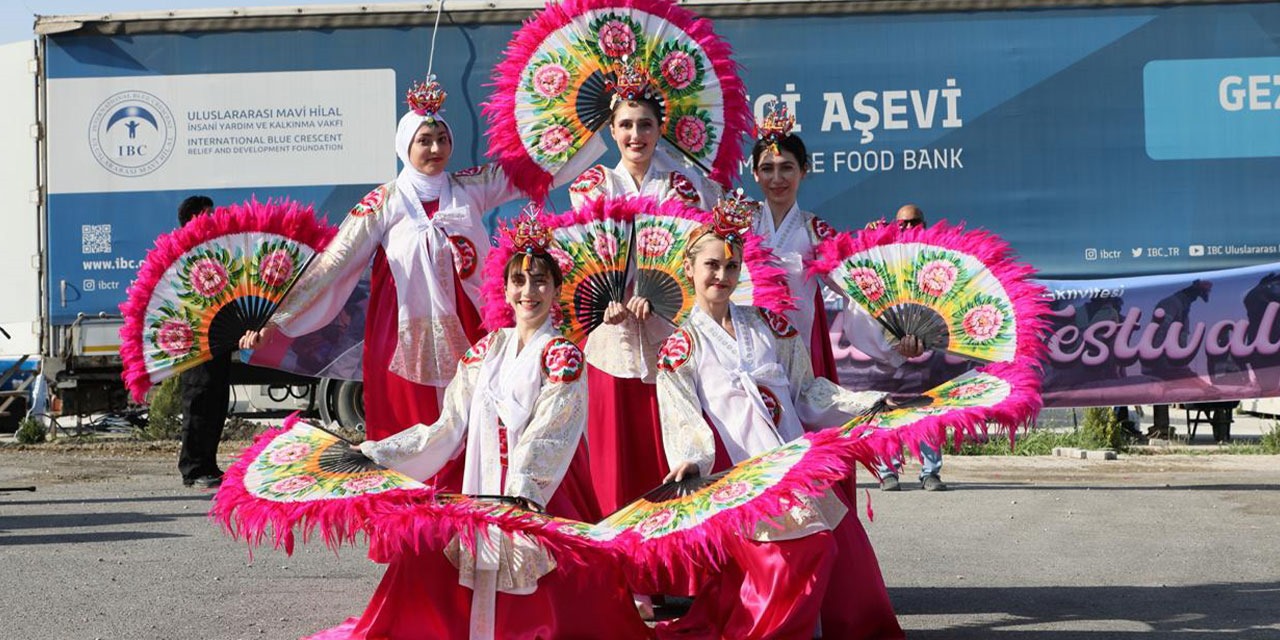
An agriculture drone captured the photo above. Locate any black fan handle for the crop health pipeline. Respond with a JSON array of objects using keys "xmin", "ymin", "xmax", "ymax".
[
  {"xmin": 619, "ymin": 219, "xmax": 637, "ymax": 304},
  {"xmin": 659, "ymin": 137, "xmax": 714, "ymax": 178}
]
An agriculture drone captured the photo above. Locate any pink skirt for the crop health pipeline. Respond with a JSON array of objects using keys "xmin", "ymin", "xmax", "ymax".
[
  {"xmin": 656, "ymin": 532, "xmax": 837, "ymax": 640},
  {"xmin": 656, "ymin": 421, "xmax": 902, "ymax": 639},
  {"xmin": 309, "ymin": 442, "xmax": 648, "ymax": 640},
  {"xmin": 820, "ymin": 481, "xmax": 905, "ymax": 639}
]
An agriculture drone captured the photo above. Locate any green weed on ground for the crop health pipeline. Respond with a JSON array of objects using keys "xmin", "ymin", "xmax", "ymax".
[
  {"xmin": 14, "ymin": 417, "xmax": 46, "ymax": 444},
  {"xmin": 1167, "ymin": 424, "xmax": 1280, "ymax": 455},
  {"xmin": 1262, "ymin": 423, "xmax": 1280, "ymax": 454},
  {"xmin": 137, "ymin": 376, "xmax": 183, "ymax": 441},
  {"xmin": 953, "ymin": 428, "xmax": 1109, "ymax": 456}
]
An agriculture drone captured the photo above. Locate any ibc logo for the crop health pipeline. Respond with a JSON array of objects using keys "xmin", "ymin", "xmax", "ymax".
[{"xmin": 88, "ymin": 90, "xmax": 176, "ymax": 177}]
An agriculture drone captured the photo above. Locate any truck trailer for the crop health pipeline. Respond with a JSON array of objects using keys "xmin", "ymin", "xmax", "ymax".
[{"xmin": 12, "ymin": 0, "xmax": 1280, "ymax": 426}]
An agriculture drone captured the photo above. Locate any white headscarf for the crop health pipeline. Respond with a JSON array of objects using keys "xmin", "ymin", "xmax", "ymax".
[{"xmin": 394, "ymin": 111, "xmax": 451, "ymax": 202}]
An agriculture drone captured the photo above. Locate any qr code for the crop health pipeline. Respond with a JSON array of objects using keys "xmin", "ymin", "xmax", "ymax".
[{"xmin": 82, "ymin": 224, "xmax": 112, "ymax": 254}]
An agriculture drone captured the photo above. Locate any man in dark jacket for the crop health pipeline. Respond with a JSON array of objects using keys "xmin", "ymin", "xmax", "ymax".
[{"xmin": 176, "ymin": 195, "xmax": 229, "ymax": 488}]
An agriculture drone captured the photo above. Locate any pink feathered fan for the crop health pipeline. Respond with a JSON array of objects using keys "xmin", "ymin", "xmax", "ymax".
[
  {"xmin": 483, "ymin": 0, "xmax": 751, "ymax": 201},
  {"xmin": 118, "ymin": 199, "xmax": 335, "ymax": 402}
]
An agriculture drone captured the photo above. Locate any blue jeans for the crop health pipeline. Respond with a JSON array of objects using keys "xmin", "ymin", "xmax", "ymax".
[{"xmin": 877, "ymin": 442, "xmax": 943, "ymax": 480}]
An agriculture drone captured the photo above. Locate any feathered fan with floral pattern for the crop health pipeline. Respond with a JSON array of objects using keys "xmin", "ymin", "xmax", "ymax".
[
  {"xmin": 211, "ymin": 415, "xmax": 432, "ymax": 553},
  {"xmin": 118, "ymin": 199, "xmax": 335, "ymax": 402},
  {"xmin": 592, "ymin": 361, "xmax": 1044, "ymax": 584},
  {"xmin": 809, "ymin": 221, "xmax": 1046, "ymax": 365},
  {"xmin": 479, "ymin": 195, "xmax": 794, "ymax": 340},
  {"xmin": 483, "ymin": 0, "xmax": 751, "ymax": 201},
  {"xmin": 634, "ymin": 196, "xmax": 794, "ymax": 326}
]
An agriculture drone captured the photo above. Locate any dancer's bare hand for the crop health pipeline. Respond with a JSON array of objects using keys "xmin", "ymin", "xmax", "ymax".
[
  {"xmin": 516, "ymin": 497, "xmax": 544, "ymax": 513},
  {"xmin": 239, "ymin": 326, "xmax": 271, "ymax": 350},
  {"xmin": 604, "ymin": 301, "xmax": 628, "ymax": 325},
  {"xmin": 663, "ymin": 461, "xmax": 701, "ymax": 483},
  {"xmin": 896, "ymin": 334, "xmax": 924, "ymax": 358},
  {"xmin": 627, "ymin": 296, "xmax": 652, "ymax": 322}
]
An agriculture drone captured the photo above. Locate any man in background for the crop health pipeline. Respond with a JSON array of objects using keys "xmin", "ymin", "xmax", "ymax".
[
  {"xmin": 176, "ymin": 195, "xmax": 228, "ymax": 488},
  {"xmin": 874, "ymin": 204, "xmax": 948, "ymax": 491}
]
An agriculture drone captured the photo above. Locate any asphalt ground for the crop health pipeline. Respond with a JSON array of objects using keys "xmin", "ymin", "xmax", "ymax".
[{"xmin": 1, "ymin": 443, "xmax": 1278, "ymax": 640}]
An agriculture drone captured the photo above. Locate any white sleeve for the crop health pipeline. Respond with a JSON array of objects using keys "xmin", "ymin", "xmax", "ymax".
[
  {"xmin": 504, "ymin": 349, "xmax": 587, "ymax": 507},
  {"xmin": 271, "ymin": 199, "xmax": 385, "ymax": 337},
  {"xmin": 779, "ymin": 326, "xmax": 885, "ymax": 429},
  {"xmin": 359, "ymin": 336, "xmax": 487, "ymax": 480},
  {"xmin": 656, "ymin": 331, "xmax": 717, "ymax": 476}
]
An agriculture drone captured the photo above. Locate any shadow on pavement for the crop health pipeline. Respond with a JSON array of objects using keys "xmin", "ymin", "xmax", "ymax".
[
  {"xmin": 0, "ymin": 530, "xmax": 188, "ymax": 546},
  {"xmin": 894, "ymin": 582, "xmax": 1280, "ymax": 638},
  {"xmin": 0, "ymin": 494, "xmax": 214, "ymax": 507},
  {"xmin": 0, "ymin": 510, "xmax": 195, "ymax": 532}
]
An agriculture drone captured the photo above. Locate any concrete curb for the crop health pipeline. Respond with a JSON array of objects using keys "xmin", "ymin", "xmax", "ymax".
[{"xmin": 1052, "ymin": 447, "xmax": 1117, "ymax": 460}]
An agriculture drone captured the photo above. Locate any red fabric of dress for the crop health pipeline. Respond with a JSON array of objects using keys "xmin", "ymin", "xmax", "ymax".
[
  {"xmin": 585, "ymin": 364, "xmax": 668, "ymax": 515},
  {"xmin": 361, "ymin": 201, "xmax": 484, "ymax": 493},
  {"xmin": 308, "ymin": 442, "xmax": 650, "ymax": 640},
  {"xmin": 656, "ymin": 421, "xmax": 902, "ymax": 640},
  {"xmin": 809, "ymin": 288, "xmax": 839, "ymax": 384}
]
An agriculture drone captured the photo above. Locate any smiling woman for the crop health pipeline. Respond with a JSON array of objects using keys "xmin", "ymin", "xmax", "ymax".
[
  {"xmin": 324, "ymin": 210, "xmax": 651, "ymax": 640},
  {"xmin": 653, "ymin": 193, "xmax": 904, "ymax": 640},
  {"xmin": 567, "ymin": 90, "xmax": 726, "ymax": 518},
  {"xmin": 238, "ymin": 74, "xmax": 603, "ymax": 449},
  {"xmin": 502, "ymin": 244, "xmax": 564, "ymax": 332}
]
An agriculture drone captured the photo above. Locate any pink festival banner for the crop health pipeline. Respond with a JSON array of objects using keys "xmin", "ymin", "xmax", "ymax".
[{"xmin": 831, "ymin": 261, "xmax": 1280, "ymax": 408}]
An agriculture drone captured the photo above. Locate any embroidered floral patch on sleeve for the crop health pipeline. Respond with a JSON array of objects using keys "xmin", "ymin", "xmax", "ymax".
[
  {"xmin": 669, "ymin": 172, "xmax": 700, "ymax": 205},
  {"xmin": 542, "ymin": 337, "xmax": 585, "ymax": 383},
  {"xmin": 569, "ymin": 165, "xmax": 607, "ymax": 195},
  {"xmin": 462, "ymin": 332, "xmax": 497, "ymax": 365},
  {"xmin": 449, "ymin": 235, "xmax": 478, "ymax": 279},
  {"xmin": 349, "ymin": 184, "xmax": 389, "ymax": 218},
  {"xmin": 757, "ymin": 384, "xmax": 782, "ymax": 426},
  {"xmin": 810, "ymin": 216, "xmax": 836, "ymax": 241},
  {"xmin": 757, "ymin": 308, "xmax": 799, "ymax": 339},
  {"xmin": 657, "ymin": 328, "xmax": 694, "ymax": 372}
]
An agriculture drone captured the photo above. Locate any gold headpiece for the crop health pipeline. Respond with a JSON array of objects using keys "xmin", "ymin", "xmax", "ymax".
[
  {"xmin": 406, "ymin": 75, "xmax": 447, "ymax": 122},
  {"xmin": 504, "ymin": 203, "xmax": 553, "ymax": 270},
  {"xmin": 607, "ymin": 57, "xmax": 659, "ymax": 109},
  {"xmin": 756, "ymin": 100, "xmax": 795, "ymax": 156},
  {"xmin": 709, "ymin": 189, "xmax": 758, "ymax": 259}
]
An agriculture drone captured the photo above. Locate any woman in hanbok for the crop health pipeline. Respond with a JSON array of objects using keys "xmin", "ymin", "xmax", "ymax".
[
  {"xmin": 655, "ymin": 193, "xmax": 905, "ymax": 640},
  {"xmin": 568, "ymin": 65, "xmax": 723, "ymax": 519},
  {"xmin": 310, "ymin": 214, "xmax": 651, "ymax": 640},
  {"xmin": 241, "ymin": 76, "xmax": 602, "ymax": 448},
  {"xmin": 750, "ymin": 100, "xmax": 920, "ymax": 381}
]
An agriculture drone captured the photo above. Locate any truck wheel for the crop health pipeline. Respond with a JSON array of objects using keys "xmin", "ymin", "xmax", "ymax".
[{"xmin": 334, "ymin": 381, "xmax": 365, "ymax": 433}]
